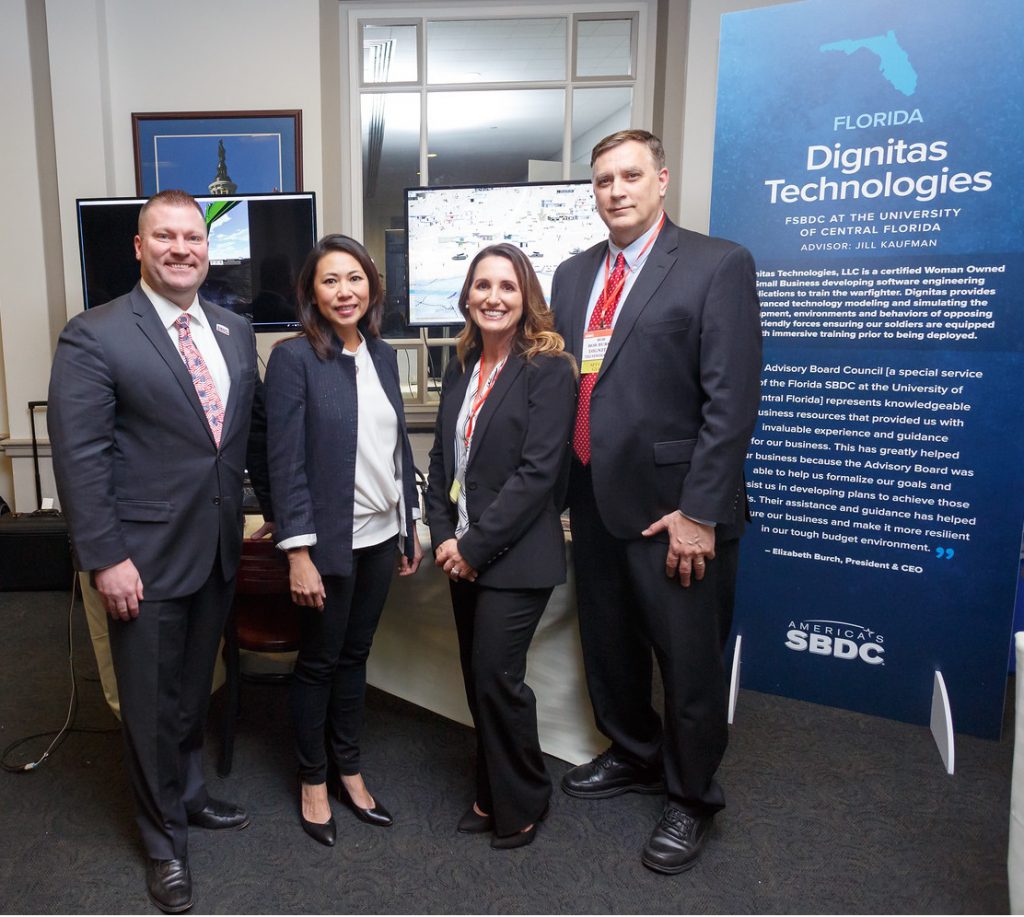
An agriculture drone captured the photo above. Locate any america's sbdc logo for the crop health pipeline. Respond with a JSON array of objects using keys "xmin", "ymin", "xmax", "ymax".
[{"xmin": 784, "ymin": 619, "xmax": 885, "ymax": 665}]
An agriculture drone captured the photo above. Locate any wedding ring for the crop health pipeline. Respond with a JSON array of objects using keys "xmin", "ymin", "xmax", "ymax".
[
  {"xmin": 695, "ymin": 559, "xmax": 705, "ymax": 566},
  {"xmin": 452, "ymin": 567, "xmax": 461, "ymax": 577}
]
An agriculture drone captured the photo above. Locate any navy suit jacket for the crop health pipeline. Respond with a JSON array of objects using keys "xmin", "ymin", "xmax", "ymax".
[
  {"xmin": 426, "ymin": 349, "xmax": 577, "ymax": 589},
  {"xmin": 47, "ymin": 283, "xmax": 270, "ymax": 600},
  {"xmin": 264, "ymin": 333, "xmax": 418, "ymax": 577},
  {"xmin": 551, "ymin": 219, "xmax": 762, "ymax": 542}
]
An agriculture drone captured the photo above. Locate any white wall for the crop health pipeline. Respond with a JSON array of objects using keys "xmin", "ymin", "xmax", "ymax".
[
  {"xmin": 0, "ymin": 0, "xmax": 65, "ymax": 509},
  {"xmin": 0, "ymin": 0, "xmax": 326, "ymax": 510}
]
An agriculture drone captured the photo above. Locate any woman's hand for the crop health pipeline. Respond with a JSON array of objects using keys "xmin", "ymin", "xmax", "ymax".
[
  {"xmin": 398, "ymin": 527, "xmax": 424, "ymax": 576},
  {"xmin": 435, "ymin": 539, "xmax": 478, "ymax": 583},
  {"xmin": 287, "ymin": 547, "xmax": 326, "ymax": 610}
]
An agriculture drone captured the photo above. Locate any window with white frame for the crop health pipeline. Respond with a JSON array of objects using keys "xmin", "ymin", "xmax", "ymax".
[{"xmin": 341, "ymin": 1, "xmax": 655, "ymax": 409}]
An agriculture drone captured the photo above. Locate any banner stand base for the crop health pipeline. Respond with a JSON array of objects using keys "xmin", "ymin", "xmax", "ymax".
[
  {"xmin": 728, "ymin": 635, "xmax": 742, "ymax": 725},
  {"xmin": 930, "ymin": 670, "xmax": 955, "ymax": 774}
]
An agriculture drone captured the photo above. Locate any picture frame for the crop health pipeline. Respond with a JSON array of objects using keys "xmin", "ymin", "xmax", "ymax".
[{"xmin": 132, "ymin": 110, "xmax": 302, "ymax": 196}]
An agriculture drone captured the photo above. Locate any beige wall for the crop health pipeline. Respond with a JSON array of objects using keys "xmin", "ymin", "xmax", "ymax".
[{"xmin": 0, "ymin": 0, "xmax": 784, "ymax": 511}]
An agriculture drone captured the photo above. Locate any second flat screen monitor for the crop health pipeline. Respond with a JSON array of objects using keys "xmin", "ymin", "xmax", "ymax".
[{"xmin": 404, "ymin": 181, "xmax": 606, "ymax": 327}]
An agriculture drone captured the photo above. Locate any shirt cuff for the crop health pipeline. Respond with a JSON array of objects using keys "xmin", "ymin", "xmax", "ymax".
[{"xmin": 276, "ymin": 533, "xmax": 317, "ymax": 551}]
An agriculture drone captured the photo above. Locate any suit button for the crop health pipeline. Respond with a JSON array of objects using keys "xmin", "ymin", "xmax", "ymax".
[
  {"xmin": 212, "ymin": 497, "xmax": 221, "ymax": 505},
  {"xmin": 467, "ymin": 482, "xmax": 477, "ymax": 491}
]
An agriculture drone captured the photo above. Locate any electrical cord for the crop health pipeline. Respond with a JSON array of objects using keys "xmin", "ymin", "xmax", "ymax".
[{"xmin": 1, "ymin": 574, "xmax": 119, "ymax": 774}]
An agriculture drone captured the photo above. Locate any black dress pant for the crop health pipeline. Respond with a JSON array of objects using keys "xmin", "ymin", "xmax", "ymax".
[
  {"xmin": 290, "ymin": 535, "xmax": 397, "ymax": 784},
  {"xmin": 450, "ymin": 580, "xmax": 553, "ymax": 837},
  {"xmin": 108, "ymin": 558, "xmax": 234, "ymax": 860},
  {"xmin": 568, "ymin": 462, "xmax": 736, "ymax": 816}
]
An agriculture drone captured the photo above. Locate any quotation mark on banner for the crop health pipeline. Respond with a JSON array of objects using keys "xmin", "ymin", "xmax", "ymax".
[{"xmin": 934, "ymin": 547, "xmax": 955, "ymax": 559}]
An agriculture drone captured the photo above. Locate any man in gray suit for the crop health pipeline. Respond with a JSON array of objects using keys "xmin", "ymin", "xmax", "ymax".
[
  {"xmin": 551, "ymin": 130, "xmax": 761, "ymax": 873},
  {"xmin": 48, "ymin": 189, "xmax": 270, "ymax": 913}
]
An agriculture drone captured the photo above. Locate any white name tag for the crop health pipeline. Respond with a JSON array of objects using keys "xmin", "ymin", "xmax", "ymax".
[
  {"xmin": 216, "ymin": 323, "xmax": 230, "ymax": 335},
  {"xmin": 580, "ymin": 328, "xmax": 613, "ymax": 375}
]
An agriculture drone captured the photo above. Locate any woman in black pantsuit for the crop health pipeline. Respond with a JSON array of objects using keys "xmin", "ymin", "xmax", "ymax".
[
  {"xmin": 265, "ymin": 235, "xmax": 423, "ymax": 846},
  {"xmin": 426, "ymin": 243, "xmax": 577, "ymax": 848}
]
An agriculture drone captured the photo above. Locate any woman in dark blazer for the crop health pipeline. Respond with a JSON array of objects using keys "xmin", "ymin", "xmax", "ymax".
[
  {"xmin": 426, "ymin": 243, "xmax": 577, "ymax": 849},
  {"xmin": 265, "ymin": 235, "xmax": 422, "ymax": 846}
]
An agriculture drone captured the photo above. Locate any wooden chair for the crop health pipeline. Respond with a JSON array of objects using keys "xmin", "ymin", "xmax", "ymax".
[{"xmin": 218, "ymin": 538, "xmax": 300, "ymax": 776}]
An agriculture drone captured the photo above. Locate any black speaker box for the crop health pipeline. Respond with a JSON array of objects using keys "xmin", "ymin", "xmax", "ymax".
[{"xmin": 0, "ymin": 512, "xmax": 74, "ymax": 591}]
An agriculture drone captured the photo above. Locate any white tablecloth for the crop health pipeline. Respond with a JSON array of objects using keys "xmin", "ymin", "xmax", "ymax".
[{"xmin": 367, "ymin": 525, "xmax": 604, "ymax": 765}]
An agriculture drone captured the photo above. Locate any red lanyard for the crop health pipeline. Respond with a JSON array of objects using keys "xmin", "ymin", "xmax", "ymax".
[
  {"xmin": 594, "ymin": 212, "xmax": 666, "ymax": 325},
  {"xmin": 464, "ymin": 356, "xmax": 506, "ymax": 448}
]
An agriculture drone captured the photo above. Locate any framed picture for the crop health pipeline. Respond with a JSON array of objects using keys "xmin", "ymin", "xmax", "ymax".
[{"xmin": 132, "ymin": 110, "xmax": 302, "ymax": 196}]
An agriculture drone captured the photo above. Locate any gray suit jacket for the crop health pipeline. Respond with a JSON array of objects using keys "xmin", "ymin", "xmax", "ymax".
[
  {"xmin": 551, "ymin": 218, "xmax": 762, "ymax": 542},
  {"xmin": 48, "ymin": 283, "xmax": 269, "ymax": 600}
]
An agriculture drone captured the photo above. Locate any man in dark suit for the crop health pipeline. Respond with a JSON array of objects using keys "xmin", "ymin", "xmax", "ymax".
[
  {"xmin": 551, "ymin": 130, "xmax": 761, "ymax": 873},
  {"xmin": 48, "ymin": 189, "xmax": 271, "ymax": 912}
]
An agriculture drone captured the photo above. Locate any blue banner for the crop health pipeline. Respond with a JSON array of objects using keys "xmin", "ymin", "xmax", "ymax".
[{"xmin": 711, "ymin": 0, "xmax": 1024, "ymax": 738}]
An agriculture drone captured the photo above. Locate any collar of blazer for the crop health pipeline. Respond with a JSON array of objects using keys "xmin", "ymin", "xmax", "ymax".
[
  {"xmin": 130, "ymin": 282, "xmax": 242, "ymax": 446},
  {"xmin": 445, "ymin": 348, "xmax": 525, "ymax": 469},
  {"xmin": 570, "ymin": 220, "xmax": 679, "ymax": 382}
]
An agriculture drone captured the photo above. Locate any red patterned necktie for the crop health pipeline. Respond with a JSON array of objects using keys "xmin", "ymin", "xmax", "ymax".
[
  {"xmin": 573, "ymin": 252, "xmax": 627, "ymax": 465},
  {"xmin": 175, "ymin": 314, "xmax": 225, "ymax": 447}
]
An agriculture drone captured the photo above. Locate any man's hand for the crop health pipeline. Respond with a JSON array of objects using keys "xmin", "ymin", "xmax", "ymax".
[
  {"xmin": 641, "ymin": 512, "xmax": 716, "ymax": 587},
  {"xmin": 287, "ymin": 548, "xmax": 326, "ymax": 610},
  {"xmin": 434, "ymin": 538, "xmax": 478, "ymax": 583},
  {"xmin": 94, "ymin": 559, "xmax": 145, "ymax": 620}
]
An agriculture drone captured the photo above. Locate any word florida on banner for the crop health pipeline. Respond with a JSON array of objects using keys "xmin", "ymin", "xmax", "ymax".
[{"xmin": 710, "ymin": 0, "xmax": 1024, "ymax": 738}]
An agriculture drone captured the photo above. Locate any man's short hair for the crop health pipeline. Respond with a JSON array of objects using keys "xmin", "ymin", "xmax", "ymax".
[
  {"xmin": 138, "ymin": 189, "xmax": 206, "ymax": 235},
  {"xmin": 590, "ymin": 129, "xmax": 666, "ymax": 170}
]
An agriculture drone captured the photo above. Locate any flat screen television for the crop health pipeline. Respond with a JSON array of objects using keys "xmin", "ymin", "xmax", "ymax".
[
  {"xmin": 76, "ymin": 192, "xmax": 317, "ymax": 332},
  {"xmin": 403, "ymin": 180, "xmax": 606, "ymax": 327}
]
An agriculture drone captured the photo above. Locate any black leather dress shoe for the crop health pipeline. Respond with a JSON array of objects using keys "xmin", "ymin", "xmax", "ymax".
[
  {"xmin": 641, "ymin": 806, "xmax": 712, "ymax": 874},
  {"xmin": 146, "ymin": 856, "xmax": 193, "ymax": 913},
  {"xmin": 561, "ymin": 750, "xmax": 664, "ymax": 798},
  {"xmin": 457, "ymin": 805, "xmax": 494, "ymax": 834},
  {"xmin": 334, "ymin": 781, "xmax": 393, "ymax": 827},
  {"xmin": 186, "ymin": 797, "xmax": 250, "ymax": 830}
]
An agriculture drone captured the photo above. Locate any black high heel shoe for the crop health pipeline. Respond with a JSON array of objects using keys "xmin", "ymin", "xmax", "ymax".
[
  {"xmin": 333, "ymin": 778, "xmax": 393, "ymax": 827},
  {"xmin": 299, "ymin": 783, "xmax": 337, "ymax": 847},
  {"xmin": 457, "ymin": 804, "xmax": 494, "ymax": 834},
  {"xmin": 490, "ymin": 802, "xmax": 549, "ymax": 850}
]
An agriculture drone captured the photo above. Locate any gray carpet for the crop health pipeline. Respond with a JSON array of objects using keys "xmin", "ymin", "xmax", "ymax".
[{"xmin": 0, "ymin": 590, "xmax": 1013, "ymax": 914}]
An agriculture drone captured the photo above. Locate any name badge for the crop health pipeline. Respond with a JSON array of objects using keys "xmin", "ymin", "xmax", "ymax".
[
  {"xmin": 216, "ymin": 323, "xmax": 230, "ymax": 335},
  {"xmin": 580, "ymin": 328, "xmax": 613, "ymax": 375}
]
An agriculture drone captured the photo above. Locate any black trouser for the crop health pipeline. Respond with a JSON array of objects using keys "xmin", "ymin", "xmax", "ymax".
[
  {"xmin": 568, "ymin": 462, "xmax": 736, "ymax": 816},
  {"xmin": 290, "ymin": 535, "xmax": 397, "ymax": 784},
  {"xmin": 450, "ymin": 580, "xmax": 553, "ymax": 837},
  {"xmin": 108, "ymin": 559, "xmax": 234, "ymax": 860}
]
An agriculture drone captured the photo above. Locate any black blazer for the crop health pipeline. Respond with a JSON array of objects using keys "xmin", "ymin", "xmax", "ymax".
[
  {"xmin": 426, "ymin": 349, "xmax": 577, "ymax": 589},
  {"xmin": 47, "ymin": 283, "xmax": 271, "ymax": 599},
  {"xmin": 264, "ymin": 333, "xmax": 418, "ymax": 577},
  {"xmin": 551, "ymin": 219, "xmax": 762, "ymax": 542}
]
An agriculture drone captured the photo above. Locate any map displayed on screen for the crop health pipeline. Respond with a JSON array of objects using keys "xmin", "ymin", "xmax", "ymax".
[{"xmin": 405, "ymin": 181, "xmax": 606, "ymax": 326}]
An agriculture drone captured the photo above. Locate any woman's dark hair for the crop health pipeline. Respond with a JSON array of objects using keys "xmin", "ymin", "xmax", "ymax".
[
  {"xmin": 454, "ymin": 243, "xmax": 574, "ymax": 372},
  {"xmin": 293, "ymin": 234, "xmax": 383, "ymax": 359}
]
